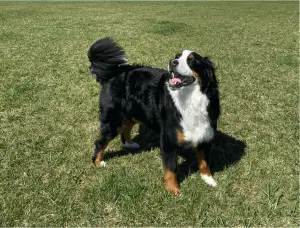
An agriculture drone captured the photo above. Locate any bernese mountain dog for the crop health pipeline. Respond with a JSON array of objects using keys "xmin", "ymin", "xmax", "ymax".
[{"xmin": 87, "ymin": 37, "xmax": 220, "ymax": 196}]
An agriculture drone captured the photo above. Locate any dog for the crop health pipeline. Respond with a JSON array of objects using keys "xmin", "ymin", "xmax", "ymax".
[{"xmin": 87, "ymin": 37, "xmax": 220, "ymax": 196}]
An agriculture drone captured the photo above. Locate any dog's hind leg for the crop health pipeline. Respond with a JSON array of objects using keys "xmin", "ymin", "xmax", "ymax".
[
  {"xmin": 93, "ymin": 139, "xmax": 108, "ymax": 167},
  {"xmin": 93, "ymin": 123, "xmax": 120, "ymax": 166},
  {"xmin": 160, "ymin": 138, "xmax": 180, "ymax": 196},
  {"xmin": 120, "ymin": 121, "xmax": 140, "ymax": 151}
]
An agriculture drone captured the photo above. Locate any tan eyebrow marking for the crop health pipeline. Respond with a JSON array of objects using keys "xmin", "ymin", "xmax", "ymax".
[{"xmin": 187, "ymin": 54, "xmax": 194, "ymax": 60}]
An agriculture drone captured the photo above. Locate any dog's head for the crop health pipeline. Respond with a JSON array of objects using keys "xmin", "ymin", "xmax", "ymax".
[{"xmin": 168, "ymin": 50, "xmax": 216, "ymax": 92}]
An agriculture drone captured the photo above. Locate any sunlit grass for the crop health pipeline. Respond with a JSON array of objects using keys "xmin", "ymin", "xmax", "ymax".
[{"xmin": 0, "ymin": 1, "xmax": 299, "ymax": 226}]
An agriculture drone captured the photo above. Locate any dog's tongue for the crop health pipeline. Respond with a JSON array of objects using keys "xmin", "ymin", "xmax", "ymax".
[{"xmin": 169, "ymin": 77, "xmax": 182, "ymax": 85}]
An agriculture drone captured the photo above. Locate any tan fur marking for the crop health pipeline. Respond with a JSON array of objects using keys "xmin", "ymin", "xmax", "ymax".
[
  {"xmin": 195, "ymin": 149, "xmax": 212, "ymax": 176},
  {"xmin": 177, "ymin": 130, "xmax": 185, "ymax": 143},
  {"xmin": 164, "ymin": 169, "xmax": 180, "ymax": 196},
  {"xmin": 192, "ymin": 70, "xmax": 202, "ymax": 88},
  {"xmin": 188, "ymin": 54, "xmax": 194, "ymax": 60},
  {"xmin": 94, "ymin": 144, "xmax": 108, "ymax": 165}
]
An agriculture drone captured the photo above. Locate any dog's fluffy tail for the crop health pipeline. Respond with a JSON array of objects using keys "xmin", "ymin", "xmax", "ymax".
[{"xmin": 88, "ymin": 37, "xmax": 128, "ymax": 82}]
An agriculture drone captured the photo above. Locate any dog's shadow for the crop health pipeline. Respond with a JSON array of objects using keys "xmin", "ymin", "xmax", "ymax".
[{"xmin": 104, "ymin": 125, "xmax": 246, "ymax": 183}]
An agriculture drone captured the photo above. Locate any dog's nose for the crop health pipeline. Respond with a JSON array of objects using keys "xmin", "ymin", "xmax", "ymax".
[{"xmin": 172, "ymin": 59, "xmax": 179, "ymax": 66}]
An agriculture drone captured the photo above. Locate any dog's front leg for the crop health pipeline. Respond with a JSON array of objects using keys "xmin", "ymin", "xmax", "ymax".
[
  {"xmin": 160, "ymin": 141, "xmax": 180, "ymax": 196},
  {"xmin": 196, "ymin": 142, "xmax": 217, "ymax": 187}
]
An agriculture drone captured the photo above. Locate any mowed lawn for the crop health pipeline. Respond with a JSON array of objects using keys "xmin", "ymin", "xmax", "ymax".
[{"xmin": 0, "ymin": 1, "xmax": 299, "ymax": 226}]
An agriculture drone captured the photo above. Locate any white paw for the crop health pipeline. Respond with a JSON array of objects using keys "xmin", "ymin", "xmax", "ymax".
[
  {"xmin": 201, "ymin": 174, "xmax": 217, "ymax": 187},
  {"xmin": 99, "ymin": 161, "xmax": 107, "ymax": 167},
  {"xmin": 124, "ymin": 141, "xmax": 140, "ymax": 150}
]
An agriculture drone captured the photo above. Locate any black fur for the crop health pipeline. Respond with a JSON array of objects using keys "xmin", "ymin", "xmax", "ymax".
[
  {"xmin": 88, "ymin": 37, "xmax": 128, "ymax": 82},
  {"xmin": 87, "ymin": 37, "xmax": 220, "ymax": 194}
]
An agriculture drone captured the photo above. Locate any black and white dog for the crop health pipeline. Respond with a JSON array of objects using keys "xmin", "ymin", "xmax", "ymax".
[{"xmin": 88, "ymin": 37, "xmax": 220, "ymax": 195}]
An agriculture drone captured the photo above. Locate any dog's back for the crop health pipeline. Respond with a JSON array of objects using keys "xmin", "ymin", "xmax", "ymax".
[{"xmin": 88, "ymin": 37, "xmax": 171, "ymax": 130}]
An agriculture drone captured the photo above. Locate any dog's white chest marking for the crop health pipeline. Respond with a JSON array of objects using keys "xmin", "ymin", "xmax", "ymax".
[{"xmin": 168, "ymin": 84, "xmax": 214, "ymax": 146}]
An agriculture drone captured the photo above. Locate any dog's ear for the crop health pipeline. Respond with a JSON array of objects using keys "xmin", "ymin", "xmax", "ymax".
[{"xmin": 203, "ymin": 57, "xmax": 217, "ymax": 83}]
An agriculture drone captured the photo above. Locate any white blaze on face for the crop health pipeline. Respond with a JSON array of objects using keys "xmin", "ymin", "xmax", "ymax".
[{"xmin": 176, "ymin": 50, "xmax": 194, "ymax": 77}]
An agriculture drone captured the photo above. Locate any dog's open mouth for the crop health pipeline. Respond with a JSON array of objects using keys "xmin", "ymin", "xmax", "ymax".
[{"xmin": 168, "ymin": 72, "xmax": 196, "ymax": 90}]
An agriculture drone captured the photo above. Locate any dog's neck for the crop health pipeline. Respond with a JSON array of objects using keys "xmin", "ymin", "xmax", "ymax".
[{"xmin": 167, "ymin": 83, "xmax": 208, "ymax": 109}]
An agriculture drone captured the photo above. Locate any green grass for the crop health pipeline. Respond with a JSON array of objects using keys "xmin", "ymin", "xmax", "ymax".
[{"xmin": 0, "ymin": 1, "xmax": 299, "ymax": 226}]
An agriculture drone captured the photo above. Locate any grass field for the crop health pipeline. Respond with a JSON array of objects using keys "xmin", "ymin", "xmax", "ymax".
[{"xmin": 1, "ymin": 1, "xmax": 299, "ymax": 226}]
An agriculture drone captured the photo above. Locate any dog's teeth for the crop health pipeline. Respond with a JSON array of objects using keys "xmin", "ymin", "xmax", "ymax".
[{"xmin": 172, "ymin": 72, "xmax": 175, "ymax": 78}]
